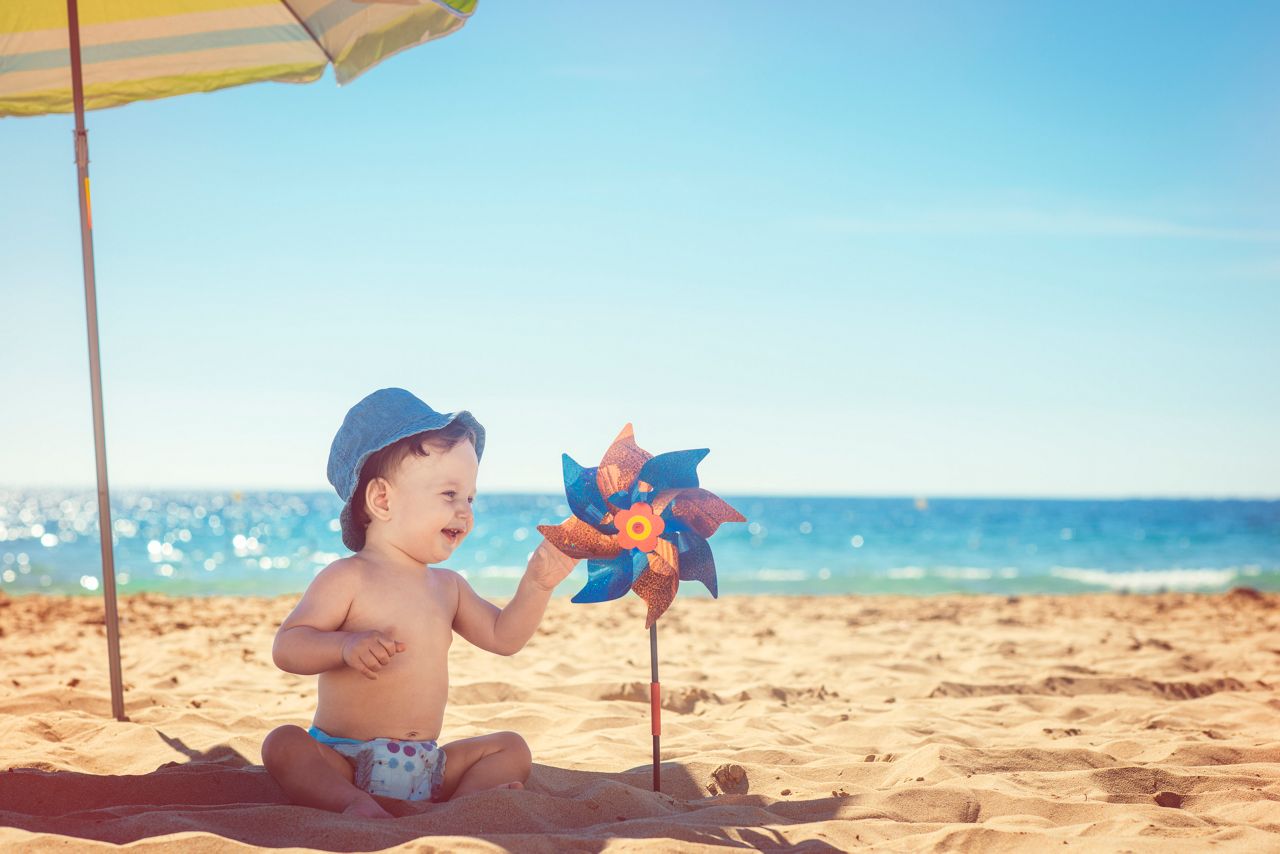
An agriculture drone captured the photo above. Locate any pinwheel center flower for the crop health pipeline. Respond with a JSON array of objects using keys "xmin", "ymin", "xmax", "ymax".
[{"xmin": 613, "ymin": 502, "xmax": 665, "ymax": 553}]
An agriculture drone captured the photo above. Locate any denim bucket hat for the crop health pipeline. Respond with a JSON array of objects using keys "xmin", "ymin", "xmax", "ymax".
[{"xmin": 328, "ymin": 388, "xmax": 485, "ymax": 552}]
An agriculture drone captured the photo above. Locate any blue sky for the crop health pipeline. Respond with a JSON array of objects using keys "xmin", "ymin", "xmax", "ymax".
[{"xmin": 1, "ymin": 1, "xmax": 1277, "ymax": 497}]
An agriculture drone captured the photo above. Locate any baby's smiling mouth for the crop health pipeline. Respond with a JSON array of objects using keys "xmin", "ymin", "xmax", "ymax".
[{"xmin": 442, "ymin": 527, "xmax": 465, "ymax": 544}]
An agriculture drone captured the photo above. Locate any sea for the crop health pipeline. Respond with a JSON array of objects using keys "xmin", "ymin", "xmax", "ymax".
[{"xmin": 0, "ymin": 490, "xmax": 1277, "ymax": 599}]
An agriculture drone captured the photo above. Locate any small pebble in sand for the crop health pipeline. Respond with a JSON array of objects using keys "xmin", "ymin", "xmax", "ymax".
[
  {"xmin": 1154, "ymin": 791, "xmax": 1183, "ymax": 808},
  {"xmin": 780, "ymin": 789, "xmax": 792, "ymax": 796}
]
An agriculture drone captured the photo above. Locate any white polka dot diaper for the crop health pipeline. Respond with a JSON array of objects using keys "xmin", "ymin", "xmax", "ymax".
[{"xmin": 309, "ymin": 725, "xmax": 446, "ymax": 802}]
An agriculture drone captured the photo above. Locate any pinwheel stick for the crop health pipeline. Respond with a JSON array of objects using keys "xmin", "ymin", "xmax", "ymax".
[{"xmin": 650, "ymin": 622, "xmax": 661, "ymax": 792}]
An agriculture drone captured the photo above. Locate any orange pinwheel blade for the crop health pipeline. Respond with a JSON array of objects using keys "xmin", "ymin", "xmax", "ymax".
[
  {"xmin": 537, "ymin": 517, "xmax": 622, "ymax": 560},
  {"xmin": 595, "ymin": 423, "xmax": 652, "ymax": 502},
  {"xmin": 632, "ymin": 542, "xmax": 679, "ymax": 628},
  {"xmin": 651, "ymin": 488, "xmax": 745, "ymax": 539}
]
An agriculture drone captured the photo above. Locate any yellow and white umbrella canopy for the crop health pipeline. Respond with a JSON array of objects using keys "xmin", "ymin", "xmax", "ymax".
[{"xmin": 0, "ymin": 0, "xmax": 475, "ymax": 116}]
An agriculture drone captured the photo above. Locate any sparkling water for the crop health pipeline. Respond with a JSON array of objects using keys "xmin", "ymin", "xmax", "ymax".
[{"xmin": 1, "ymin": 490, "xmax": 1276, "ymax": 598}]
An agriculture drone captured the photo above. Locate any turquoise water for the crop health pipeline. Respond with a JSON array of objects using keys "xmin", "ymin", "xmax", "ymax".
[{"xmin": 0, "ymin": 490, "xmax": 1276, "ymax": 598}]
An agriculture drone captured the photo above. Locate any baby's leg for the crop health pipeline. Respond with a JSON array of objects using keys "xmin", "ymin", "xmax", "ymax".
[
  {"xmin": 261, "ymin": 724, "xmax": 393, "ymax": 819},
  {"xmin": 438, "ymin": 731, "xmax": 532, "ymax": 801}
]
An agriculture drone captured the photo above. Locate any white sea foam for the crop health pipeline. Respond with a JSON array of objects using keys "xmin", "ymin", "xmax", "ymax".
[
  {"xmin": 887, "ymin": 566, "xmax": 926, "ymax": 579},
  {"xmin": 1050, "ymin": 566, "xmax": 1239, "ymax": 591},
  {"xmin": 755, "ymin": 568, "xmax": 808, "ymax": 582},
  {"xmin": 933, "ymin": 566, "xmax": 995, "ymax": 581}
]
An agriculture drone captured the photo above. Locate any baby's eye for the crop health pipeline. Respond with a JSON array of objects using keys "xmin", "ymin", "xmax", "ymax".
[{"xmin": 442, "ymin": 491, "xmax": 457, "ymax": 498}]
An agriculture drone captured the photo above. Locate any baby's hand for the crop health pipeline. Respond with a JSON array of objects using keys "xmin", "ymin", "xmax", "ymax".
[
  {"xmin": 526, "ymin": 538, "xmax": 578, "ymax": 591},
  {"xmin": 341, "ymin": 630, "xmax": 406, "ymax": 680}
]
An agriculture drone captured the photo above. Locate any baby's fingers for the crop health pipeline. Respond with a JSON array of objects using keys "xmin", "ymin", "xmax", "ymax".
[
  {"xmin": 376, "ymin": 636, "xmax": 404, "ymax": 657},
  {"xmin": 358, "ymin": 651, "xmax": 382, "ymax": 679}
]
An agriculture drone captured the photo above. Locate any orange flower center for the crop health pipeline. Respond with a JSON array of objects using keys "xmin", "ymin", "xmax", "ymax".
[{"xmin": 614, "ymin": 502, "xmax": 664, "ymax": 552}]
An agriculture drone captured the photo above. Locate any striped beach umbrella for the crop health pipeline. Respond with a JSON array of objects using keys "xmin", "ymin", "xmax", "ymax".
[
  {"xmin": 0, "ymin": 1, "xmax": 477, "ymax": 722},
  {"xmin": 0, "ymin": 1, "xmax": 475, "ymax": 115}
]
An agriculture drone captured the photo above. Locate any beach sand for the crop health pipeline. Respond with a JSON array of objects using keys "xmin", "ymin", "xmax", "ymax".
[{"xmin": 1, "ymin": 588, "xmax": 1277, "ymax": 852}]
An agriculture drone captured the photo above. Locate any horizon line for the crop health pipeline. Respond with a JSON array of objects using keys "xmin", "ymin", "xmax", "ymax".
[{"xmin": 1, "ymin": 484, "xmax": 1277, "ymax": 502}]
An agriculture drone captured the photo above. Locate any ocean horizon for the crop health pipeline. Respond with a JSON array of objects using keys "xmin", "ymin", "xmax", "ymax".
[{"xmin": 1, "ymin": 489, "xmax": 1276, "ymax": 599}]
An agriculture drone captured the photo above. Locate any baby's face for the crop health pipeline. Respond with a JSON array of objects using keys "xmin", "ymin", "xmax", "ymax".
[{"xmin": 386, "ymin": 439, "xmax": 479, "ymax": 566}]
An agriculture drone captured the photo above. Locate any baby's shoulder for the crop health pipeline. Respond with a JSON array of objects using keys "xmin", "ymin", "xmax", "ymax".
[
  {"xmin": 427, "ymin": 565, "xmax": 466, "ymax": 592},
  {"xmin": 303, "ymin": 555, "xmax": 368, "ymax": 595},
  {"xmin": 420, "ymin": 566, "xmax": 469, "ymax": 610},
  {"xmin": 317, "ymin": 554, "xmax": 364, "ymax": 578}
]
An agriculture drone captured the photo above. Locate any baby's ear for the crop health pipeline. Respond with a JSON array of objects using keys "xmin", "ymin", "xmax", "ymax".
[{"xmin": 365, "ymin": 477, "xmax": 392, "ymax": 520}]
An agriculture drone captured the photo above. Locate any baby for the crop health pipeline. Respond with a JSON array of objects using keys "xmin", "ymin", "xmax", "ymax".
[{"xmin": 262, "ymin": 388, "xmax": 577, "ymax": 818}]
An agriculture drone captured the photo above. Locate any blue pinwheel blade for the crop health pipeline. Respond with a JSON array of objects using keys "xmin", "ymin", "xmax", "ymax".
[
  {"xmin": 674, "ymin": 530, "xmax": 718, "ymax": 598},
  {"xmin": 636, "ymin": 449, "xmax": 709, "ymax": 493},
  {"xmin": 563, "ymin": 454, "xmax": 615, "ymax": 532},
  {"xmin": 660, "ymin": 516, "xmax": 692, "ymax": 538},
  {"xmin": 571, "ymin": 551, "xmax": 641, "ymax": 603}
]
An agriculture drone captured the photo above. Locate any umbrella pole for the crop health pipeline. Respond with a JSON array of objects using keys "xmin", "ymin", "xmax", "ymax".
[
  {"xmin": 66, "ymin": 0, "xmax": 126, "ymax": 723},
  {"xmin": 650, "ymin": 623, "xmax": 660, "ymax": 792}
]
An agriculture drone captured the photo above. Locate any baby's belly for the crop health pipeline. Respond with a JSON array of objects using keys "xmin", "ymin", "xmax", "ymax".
[{"xmin": 312, "ymin": 657, "xmax": 449, "ymax": 741}]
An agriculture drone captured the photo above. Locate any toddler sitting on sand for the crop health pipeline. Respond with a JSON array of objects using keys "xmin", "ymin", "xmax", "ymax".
[{"xmin": 262, "ymin": 388, "xmax": 577, "ymax": 818}]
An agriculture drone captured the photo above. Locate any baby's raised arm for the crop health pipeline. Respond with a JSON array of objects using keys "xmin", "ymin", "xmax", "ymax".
[
  {"xmin": 272, "ymin": 561, "xmax": 405, "ymax": 679},
  {"xmin": 450, "ymin": 539, "xmax": 577, "ymax": 655}
]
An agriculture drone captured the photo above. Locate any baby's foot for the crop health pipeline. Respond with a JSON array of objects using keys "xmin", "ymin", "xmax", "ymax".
[{"xmin": 342, "ymin": 795, "xmax": 395, "ymax": 820}]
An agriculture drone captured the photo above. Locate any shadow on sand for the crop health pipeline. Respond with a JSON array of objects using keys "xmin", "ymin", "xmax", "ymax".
[{"xmin": 0, "ymin": 737, "xmax": 849, "ymax": 851}]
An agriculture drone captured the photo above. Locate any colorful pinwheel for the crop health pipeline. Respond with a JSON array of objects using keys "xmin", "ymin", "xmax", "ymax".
[
  {"xmin": 537, "ymin": 425, "xmax": 745, "ymax": 627},
  {"xmin": 537, "ymin": 425, "xmax": 744, "ymax": 792}
]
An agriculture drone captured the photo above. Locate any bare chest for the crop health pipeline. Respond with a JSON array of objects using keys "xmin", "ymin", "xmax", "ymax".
[{"xmin": 339, "ymin": 568, "xmax": 456, "ymax": 670}]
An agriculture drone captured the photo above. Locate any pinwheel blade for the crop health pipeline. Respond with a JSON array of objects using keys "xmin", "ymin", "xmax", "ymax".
[
  {"xmin": 632, "ymin": 546, "xmax": 679, "ymax": 629},
  {"xmin": 650, "ymin": 537, "xmax": 677, "ymax": 573},
  {"xmin": 573, "ymin": 550, "xmax": 647, "ymax": 603},
  {"xmin": 607, "ymin": 490, "xmax": 635, "ymax": 511},
  {"xmin": 636, "ymin": 448, "xmax": 708, "ymax": 494},
  {"xmin": 596, "ymin": 424, "xmax": 652, "ymax": 503},
  {"xmin": 674, "ymin": 530, "xmax": 718, "ymax": 598},
  {"xmin": 562, "ymin": 454, "xmax": 615, "ymax": 532},
  {"xmin": 537, "ymin": 517, "xmax": 621, "ymax": 560},
  {"xmin": 653, "ymin": 488, "xmax": 745, "ymax": 539}
]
